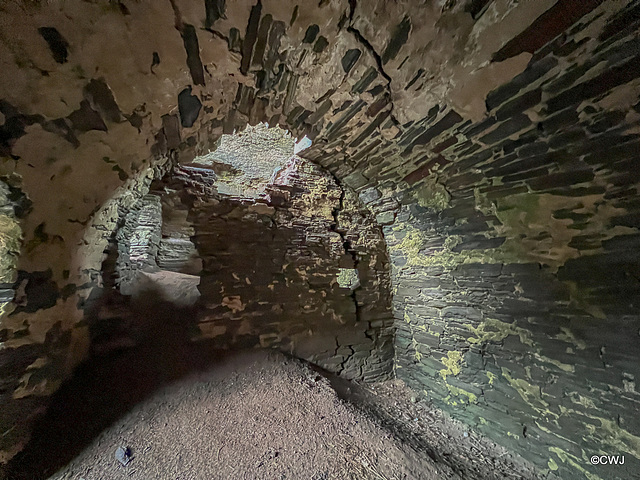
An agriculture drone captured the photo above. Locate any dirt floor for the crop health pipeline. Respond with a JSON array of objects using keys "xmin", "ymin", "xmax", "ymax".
[
  {"xmin": 1, "ymin": 298, "xmax": 550, "ymax": 480},
  {"xmin": 2, "ymin": 348, "xmax": 549, "ymax": 480}
]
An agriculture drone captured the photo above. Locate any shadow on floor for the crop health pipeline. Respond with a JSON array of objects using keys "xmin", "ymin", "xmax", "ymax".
[{"xmin": 2, "ymin": 293, "xmax": 232, "ymax": 480}]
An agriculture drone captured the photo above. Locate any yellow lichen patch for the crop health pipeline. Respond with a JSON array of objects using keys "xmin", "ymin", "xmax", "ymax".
[
  {"xmin": 469, "ymin": 319, "xmax": 576, "ymax": 382},
  {"xmin": 535, "ymin": 421, "xmax": 555, "ymax": 434},
  {"xmin": 547, "ymin": 458, "xmax": 558, "ymax": 471},
  {"xmin": 533, "ymin": 353, "xmax": 575, "ymax": 373},
  {"xmin": 389, "ymin": 226, "xmax": 470, "ymax": 267},
  {"xmin": 413, "ymin": 175, "xmax": 451, "ymax": 211},
  {"xmin": 445, "ymin": 397, "xmax": 459, "ymax": 406},
  {"xmin": 389, "ymin": 226, "xmax": 428, "ymax": 262},
  {"xmin": 466, "ymin": 317, "xmax": 533, "ymax": 346},
  {"xmin": 412, "ymin": 338, "xmax": 423, "ymax": 361},
  {"xmin": 552, "ymin": 403, "xmax": 640, "ymax": 461},
  {"xmin": 445, "ymin": 383, "xmax": 478, "ymax": 404},
  {"xmin": 486, "ymin": 371, "xmax": 497, "ymax": 385},
  {"xmin": 439, "ymin": 350, "xmax": 463, "ymax": 380},
  {"xmin": 571, "ymin": 394, "xmax": 598, "ymax": 411},
  {"xmin": 593, "ymin": 416, "xmax": 640, "ymax": 460},
  {"xmin": 389, "ymin": 224, "xmax": 525, "ymax": 269},
  {"xmin": 501, "ymin": 367, "xmax": 549, "ymax": 410},
  {"xmin": 549, "ymin": 447, "xmax": 603, "ymax": 480}
]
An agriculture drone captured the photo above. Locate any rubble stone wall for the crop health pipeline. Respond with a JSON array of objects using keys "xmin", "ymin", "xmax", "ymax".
[{"xmin": 0, "ymin": 1, "xmax": 638, "ymax": 478}]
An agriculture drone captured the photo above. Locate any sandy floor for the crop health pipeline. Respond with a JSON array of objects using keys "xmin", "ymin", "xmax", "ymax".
[
  {"xmin": 1, "ymin": 298, "xmax": 548, "ymax": 480},
  {"xmin": 1, "ymin": 348, "xmax": 549, "ymax": 480},
  {"xmin": 45, "ymin": 351, "xmax": 443, "ymax": 480}
]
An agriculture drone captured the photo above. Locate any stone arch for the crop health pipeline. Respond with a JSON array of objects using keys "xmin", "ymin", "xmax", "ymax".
[
  {"xmin": 76, "ymin": 123, "xmax": 395, "ymax": 382},
  {"xmin": 0, "ymin": 1, "xmax": 639, "ymax": 478}
]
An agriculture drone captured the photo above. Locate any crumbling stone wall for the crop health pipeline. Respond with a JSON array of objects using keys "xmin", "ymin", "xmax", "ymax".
[
  {"xmin": 115, "ymin": 194, "xmax": 163, "ymax": 293},
  {"xmin": 0, "ymin": 1, "xmax": 638, "ymax": 477},
  {"xmin": 143, "ymin": 159, "xmax": 394, "ymax": 382}
]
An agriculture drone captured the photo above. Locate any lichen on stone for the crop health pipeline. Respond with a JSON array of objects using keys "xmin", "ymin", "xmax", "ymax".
[
  {"xmin": 444, "ymin": 383, "xmax": 478, "ymax": 404},
  {"xmin": 439, "ymin": 350, "xmax": 463, "ymax": 380},
  {"xmin": 337, "ymin": 268, "xmax": 360, "ymax": 289},
  {"xmin": 501, "ymin": 367, "xmax": 549, "ymax": 410},
  {"xmin": 413, "ymin": 175, "xmax": 451, "ymax": 211},
  {"xmin": 548, "ymin": 447, "xmax": 603, "ymax": 480},
  {"xmin": 466, "ymin": 317, "xmax": 533, "ymax": 347}
]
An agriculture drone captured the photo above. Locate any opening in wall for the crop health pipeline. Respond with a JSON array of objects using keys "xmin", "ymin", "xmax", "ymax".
[{"xmin": 95, "ymin": 124, "xmax": 394, "ymax": 382}]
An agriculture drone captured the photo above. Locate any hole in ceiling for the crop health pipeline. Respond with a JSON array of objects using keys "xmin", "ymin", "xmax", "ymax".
[{"xmin": 188, "ymin": 123, "xmax": 312, "ymax": 199}]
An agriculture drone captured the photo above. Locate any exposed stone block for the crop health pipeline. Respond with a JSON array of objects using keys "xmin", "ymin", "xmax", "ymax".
[
  {"xmin": 341, "ymin": 49, "xmax": 362, "ymax": 73},
  {"xmin": 37, "ymin": 27, "xmax": 69, "ymax": 64},
  {"xmin": 495, "ymin": 88, "xmax": 542, "ymax": 120},
  {"xmin": 492, "ymin": 0, "xmax": 604, "ymax": 62},
  {"xmin": 204, "ymin": 0, "xmax": 226, "ymax": 29},
  {"xmin": 409, "ymin": 110, "xmax": 463, "ymax": 151},
  {"xmin": 381, "ymin": 16, "xmax": 411, "ymax": 64},
  {"xmin": 178, "ymin": 87, "xmax": 202, "ymax": 128},
  {"xmin": 547, "ymin": 56, "xmax": 640, "ymax": 113},
  {"xmin": 181, "ymin": 24, "xmax": 206, "ymax": 86},
  {"xmin": 479, "ymin": 114, "xmax": 532, "ymax": 145}
]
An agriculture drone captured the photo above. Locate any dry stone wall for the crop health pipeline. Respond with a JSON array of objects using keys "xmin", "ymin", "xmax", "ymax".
[
  {"xmin": 147, "ymin": 160, "xmax": 394, "ymax": 382},
  {"xmin": 0, "ymin": 0, "xmax": 638, "ymax": 477},
  {"xmin": 369, "ymin": 4, "xmax": 640, "ymax": 479}
]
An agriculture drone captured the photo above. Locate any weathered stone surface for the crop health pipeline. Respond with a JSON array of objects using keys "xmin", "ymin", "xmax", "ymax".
[
  {"xmin": 0, "ymin": 1, "xmax": 638, "ymax": 477},
  {"xmin": 84, "ymin": 79, "xmax": 122, "ymax": 124},
  {"xmin": 492, "ymin": 0, "xmax": 605, "ymax": 62},
  {"xmin": 178, "ymin": 87, "xmax": 202, "ymax": 128},
  {"xmin": 37, "ymin": 27, "xmax": 69, "ymax": 64}
]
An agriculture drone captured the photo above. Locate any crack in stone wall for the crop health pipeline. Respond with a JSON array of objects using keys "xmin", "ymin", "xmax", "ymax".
[
  {"xmin": 329, "ymin": 171, "xmax": 363, "ymax": 333},
  {"xmin": 115, "ymin": 158, "xmax": 394, "ymax": 383}
]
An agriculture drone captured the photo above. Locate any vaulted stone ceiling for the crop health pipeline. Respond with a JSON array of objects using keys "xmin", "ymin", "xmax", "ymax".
[{"xmin": 1, "ymin": 1, "xmax": 639, "ymax": 479}]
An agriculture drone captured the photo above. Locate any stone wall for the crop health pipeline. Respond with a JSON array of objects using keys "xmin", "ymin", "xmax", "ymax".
[
  {"xmin": 0, "ymin": 0, "xmax": 638, "ymax": 476},
  {"xmin": 143, "ymin": 159, "xmax": 394, "ymax": 382},
  {"xmin": 374, "ymin": 4, "xmax": 640, "ymax": 479},
  {"xmin": 0, "ymin": 177, "xmax": 24, "ymax": 319}
]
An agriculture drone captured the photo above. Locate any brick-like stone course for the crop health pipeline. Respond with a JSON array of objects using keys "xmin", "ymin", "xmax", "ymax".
[{"xmin": 0, "ymin": 0, "xmax": 639, "ymax": 476}]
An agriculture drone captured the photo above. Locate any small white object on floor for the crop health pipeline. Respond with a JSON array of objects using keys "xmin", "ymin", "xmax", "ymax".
[{"xmin": 115, "ymin": 446, "xmax": 132, "ymax": 466}]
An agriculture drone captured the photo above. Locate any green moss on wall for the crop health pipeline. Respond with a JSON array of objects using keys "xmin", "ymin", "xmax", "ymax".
[{"xmin": 413, "ymin": 175, "xmax": 451, "ymax": 211}]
